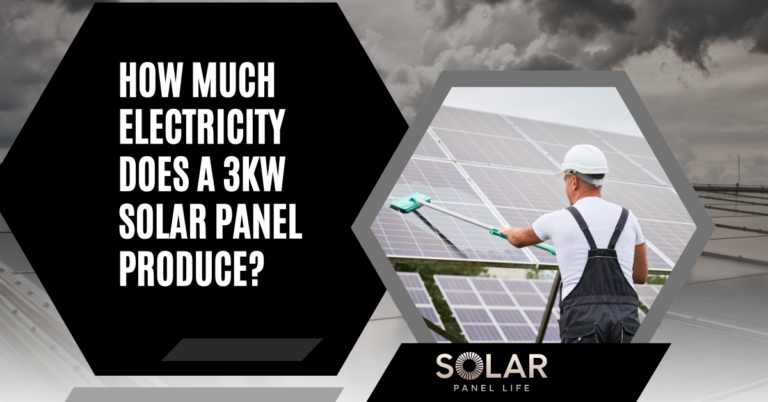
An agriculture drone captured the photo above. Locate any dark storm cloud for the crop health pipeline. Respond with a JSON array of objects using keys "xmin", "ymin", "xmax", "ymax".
[
  {"xmin": 521, "ymin": 52, "xmax": 577, "ymax": 70},
  {"xmin": 416, "ymin": 0, "xmax": 768, "ymax": 72},
  {"xmin": 636, "ymin": 0, "xmax": 768, "ymax": 72},
  {"xmin": 0, "ymin": 0, "xmax": 91, "ymax": 148},
  {"xmin": 534, "ymin": 0, "xmax": 636, "ymax": 39},
  {"xmin": 416, "ymin": 0, "xmax": 510, "ymax": 29}
]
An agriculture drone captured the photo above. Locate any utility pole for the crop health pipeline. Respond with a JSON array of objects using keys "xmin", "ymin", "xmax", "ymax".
[{"xmin": 737, "ymin": 154, "xmax": 740, "ymax": 196}]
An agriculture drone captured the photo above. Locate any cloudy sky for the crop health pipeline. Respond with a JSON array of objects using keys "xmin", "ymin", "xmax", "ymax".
[{"xmin": 1, "ymin": 0, "xmax": 767, "ymax": 184}]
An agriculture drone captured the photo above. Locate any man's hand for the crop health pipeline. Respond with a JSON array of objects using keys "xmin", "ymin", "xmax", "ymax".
[{"xmin": 498, "ymin": 226, "xmax": 544, "ymax": 249}]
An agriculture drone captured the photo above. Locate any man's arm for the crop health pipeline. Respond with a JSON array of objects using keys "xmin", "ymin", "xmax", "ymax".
[
  {"xmin": 498, "ymin": 226, "xmax": 543, "ymax": 249},
  {"xmin": 633, "ymin": 243, "xmax": 648, "ymax": 284}
]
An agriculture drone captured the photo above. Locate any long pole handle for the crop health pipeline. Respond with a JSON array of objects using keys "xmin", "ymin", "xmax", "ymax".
[
  {"xmin": 413, "ymin": 199, "xmax": 494, "ymax": 230},
  {"xmin": 413, "ymin": 198, "xmax": 556, "ymax": 255}
]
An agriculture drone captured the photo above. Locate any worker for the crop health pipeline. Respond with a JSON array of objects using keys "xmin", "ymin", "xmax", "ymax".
[{"xmin": 498, "ymin": 144, "xmax": 648, "ymax": 343}]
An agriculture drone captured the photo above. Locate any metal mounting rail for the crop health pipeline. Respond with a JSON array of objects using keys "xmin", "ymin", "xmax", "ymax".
[
  {"xmin": 704, "ymin": 205, "xmax": 768, "ymax": 217},
  {"xmin": 535, "ymin": 271, "xmax": 561, "ymax": 344}
]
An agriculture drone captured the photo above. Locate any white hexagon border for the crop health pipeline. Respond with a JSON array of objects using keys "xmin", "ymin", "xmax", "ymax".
[{"xmin": 351, "ymin": 71, "xmax": 715, "ymax": 343}]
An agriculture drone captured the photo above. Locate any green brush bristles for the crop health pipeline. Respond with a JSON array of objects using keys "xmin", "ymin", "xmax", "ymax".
[{"xmin": 390, "ymin": 193, "xmax": 431, "ymax": 212}]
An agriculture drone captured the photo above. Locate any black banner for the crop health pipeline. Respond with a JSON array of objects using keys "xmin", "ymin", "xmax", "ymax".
[{"xmin": 369, "ymin": 344, "xmax": 669, "ymax": 401}]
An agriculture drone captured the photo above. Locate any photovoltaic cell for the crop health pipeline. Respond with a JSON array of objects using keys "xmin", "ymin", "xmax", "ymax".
[
  {"xmin": 490, "ymin": 309, "xmax": 528, "ymax": 324},
  {"xmin": 600, "ymin": 182, "xmax": 691, "ymax": 223},
  {"xmin": 461, "ymin": 165, "xmax": 568, "ymax": 210},
  {"xmin": 524, "ymin": 309, "xmax": 558, "ymax": 326},
  {"xmin": 454, "ymin": 308, "xmax": 493, "ymax": 323},
  {"xmin": 444, "ymin": 291, "xmax": 482, "ymax": 306},
  {"xmin": 397, "ymin": 272, "xmax": 450, "ymax": 342},
  {"xmin": 640, "ymin": 220, "xmax": 696, "ymax": 264},
  {"xmin": 431, "ymin": 107, "xmax": 524, "ymax": 140},
  {"xmin": 434, "ymin": 276, "xmax": 561, "ymax": 343},
  {"xmin": 438, "ymin": 276, "xmax": 474, "ymax": 291},
  {"xmin": 628, "ymin": 156, "xmax": 671, "ymax": 185},
  {"xmin": 471, "ymin": 278, "xmax": 505, "ymax": 292},
  {"xmin": 514, "ymin": 293, "xmax": 548, "ymax": 307},
  {"xmin": 479, "ymin": 292, "xmax": 515, "ymax": 306},
  {"xmin": 592, "ymin": 129, "xmax": 656, "ymax": 159},
  {"xmin": 533, "ymin": 325, "xmax": 561, "ymax": 342},
  {"xmin": 432, "ymin": 129, "xmax": 555, "ymax": 171},
  {"xmin": 509, "ymin": 118, "xmax": 566, "ymax": 145},
  {"xmin": 502, "ymin": 279, "xmax": 538, "ymax": 293},
  {"xmin": 398, "ymin": 273, "xmax": 422, "ymax": 288},
  {"xmin": 413, "ymin": 132, "xmax": 448, "ymax": 159},
  {"xmin": 390, "ymin": 158, "xmax": 484, "ymax": 204},
  {"xmin": 407, "ymin": 289, "xmax": 431, "ymax": 304},
  {"xmin": 510, "ymin": 117, "xmax": 603, "ymax": 148},
  {"xmin": 501, "ymin": 325, "xmax": 538, "ymax": 341},
  {"xmin": 464, "ymin": 324, "xmax": 505, "ymax": 341},
  {"xmin": 646, "ymin": 247, "xmax": 674, "ymax": 270}
]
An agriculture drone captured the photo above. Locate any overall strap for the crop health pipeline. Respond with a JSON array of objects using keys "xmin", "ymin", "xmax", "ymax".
[
  {"xmin": 607, "ymin": 208, "xmax": 630, "ymax": 250},
  {"xmin": 565, "ymin": 206, "xmax": 597, "ymax": 250}
]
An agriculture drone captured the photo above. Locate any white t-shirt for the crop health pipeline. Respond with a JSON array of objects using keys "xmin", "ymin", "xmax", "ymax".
[{"xmin": 532, "ymin": 197, "xmax": 644, "ymax": 299}]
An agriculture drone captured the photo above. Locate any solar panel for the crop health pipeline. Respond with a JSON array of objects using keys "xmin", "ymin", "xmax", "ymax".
[
  {"xmin": 434, "ymin": 276, "xmax": 561, "ymax": 343},
  {"xmin": 431, "ymin": 128, "xmax": 555, "ymax": 171},
  {"xmin": 601, "ymin": 183, "xmax": 690, "ymax": 223},
  {"xmin": 389, "ymin": 158, "xmax": 484, "ymax": 204},
  {"xmin": 397, "ymin": 272, "xmax": 450, "ymax": 343},
  {"xmin": 640, "ymin": 221, "xmax": 696, "ymax": 264},
  {"xmin": 413, "ymin": 131, "xmax": 449, "ymax": 160},
  {"xmin": 591, "ymin": 129, "xmax": 656, "ymax": 159},
  {"xmin": 460, "ymin": 165, "xmax": 567, "ymax": 211},
  {"xmin": 373, "ymin": 200, "xmax": 531, "ymax": 263},
  {"xmin": 431, "ymin": 107, "xmax": 524, "ymax": 140},
  {"xmin": 374, "ymin": 105, "xmax": 693, "ymax": 272},
  {"xmin": 626, "ymin": 156, "xmax": 671, "ymax": 186},
  {"xmin": 509, "ymin": 117, "xmax": 604, "ymax": 148}
]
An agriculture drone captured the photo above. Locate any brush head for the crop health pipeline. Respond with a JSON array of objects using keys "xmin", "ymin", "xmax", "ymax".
[{"xmin": 390, "ymin": 192, "xmax": 431, "ymax": 212}]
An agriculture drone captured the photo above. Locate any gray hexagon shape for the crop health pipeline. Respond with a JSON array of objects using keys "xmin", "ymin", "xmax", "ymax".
[{"xmin": 351, "ymin": 71, "xmax": 715, "ymax": 343}]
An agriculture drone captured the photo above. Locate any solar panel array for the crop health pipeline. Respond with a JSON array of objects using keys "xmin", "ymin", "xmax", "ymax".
[
  {"xmin": 373, "ymin": 105, "xmax": 694, "ymax": 271},
  {"xmin": 435, "ymin": 275, "xmax": 662, "ymax": 343},
  {"xmin": 434, "ymin": 276, "xmax": 561, "ymax": 343},
  {"xmin": 397, "ymin": 272, "xmax": 450, "ymax": 342}
]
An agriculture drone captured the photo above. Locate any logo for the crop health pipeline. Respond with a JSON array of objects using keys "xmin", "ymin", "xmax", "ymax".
[
  {"xmin": 437, "ymin": 352, "xmax": 547, "ymax": 393},
  {"xmin": 455, "ymin": 352, "xmax": 484, "ymax": 380}
]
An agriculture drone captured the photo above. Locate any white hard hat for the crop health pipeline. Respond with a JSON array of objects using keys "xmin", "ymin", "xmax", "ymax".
[{"xmin": 555, "ymin": 144, "xmax": 609, "ymax": 185}]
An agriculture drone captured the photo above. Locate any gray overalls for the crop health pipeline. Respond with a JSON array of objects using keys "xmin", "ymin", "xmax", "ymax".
[{"xmin": 558, "ymin": 206, "xmax": 641, "ymax": 343}]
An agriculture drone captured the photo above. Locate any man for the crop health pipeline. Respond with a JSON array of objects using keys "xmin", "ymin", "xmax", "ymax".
[{"xmin": 499, "ymin": 144, "xmax": 648, "ymax": 343}]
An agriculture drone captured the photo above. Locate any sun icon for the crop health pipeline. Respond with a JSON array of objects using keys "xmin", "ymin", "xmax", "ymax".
[{"xmin": 455, "ymin": 352, "xmax": 484, "ymax": 380}]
